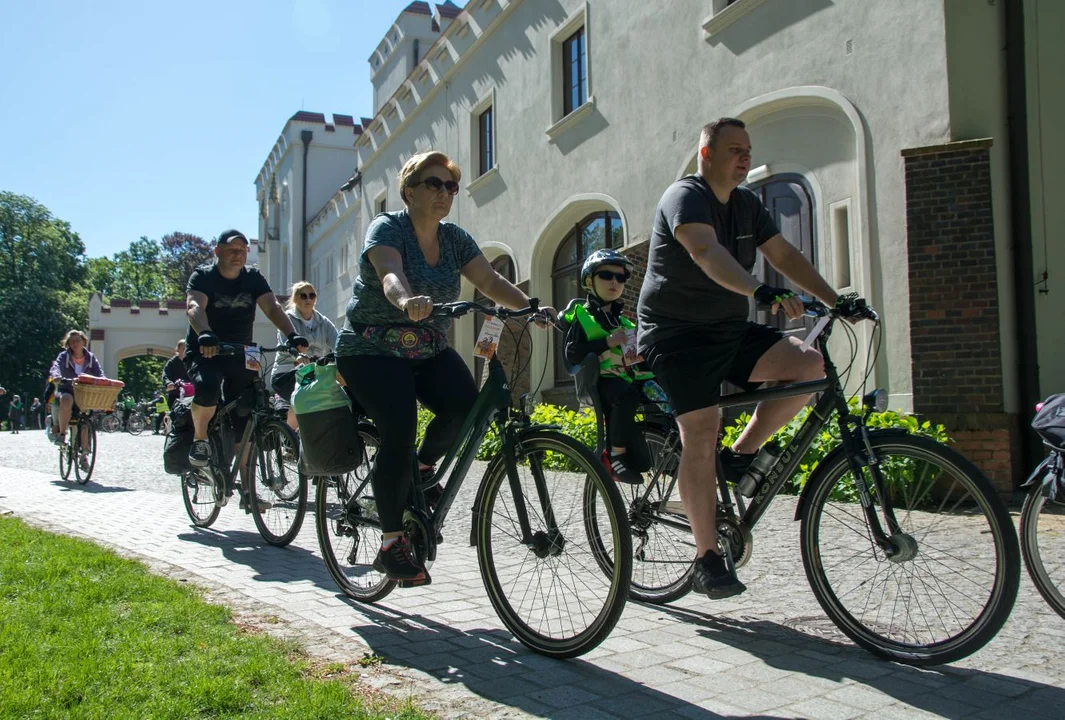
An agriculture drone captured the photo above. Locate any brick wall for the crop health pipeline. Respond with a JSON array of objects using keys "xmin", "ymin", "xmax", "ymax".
[{"xmin": 902, "ymin": 138, "xmax": 1020, "ymax": 493}]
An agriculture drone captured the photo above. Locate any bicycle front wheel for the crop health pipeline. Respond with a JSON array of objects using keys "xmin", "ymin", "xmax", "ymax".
[
  {"xmin": 182, "ymin": 471, "xmax": 221, "ymax": 527},
  {"xmin": 127, "ymin": 412, "xmax": 146, "ymax": 435},
  {"xmin": 1020, "ymin": 475, "xmax": 1065, "ymax": 620},
  {"xmin": 314, "ymin": 426, "xmax": 396, "ymax": 602},
  {"xmin": 58, "ymin": 432, "xmax": 73, "ymax": 480},
  {"xmin": 73, "ymin": 423, "xmax": 96, "ymax": 485},
  {"xmin": 475, "ymin": 429, "xmax": 631, "ymax": 658},
  {"xmin": 249, "ymin": 420, "xmax": 307, "ymax": 547},
  {"xmin": 800, "ymin": 433, "xmax": 1020, "ymax": 665}
]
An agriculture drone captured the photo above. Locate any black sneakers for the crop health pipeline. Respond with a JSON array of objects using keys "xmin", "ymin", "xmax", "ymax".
[
  {"xmin": 608, "ymin": 451, "xmax": 644, "ymax": 484},
  {"xmin": 189, "ymin": 440, "xmax": 211, "ymax": 468},
  {"xmin": 692, "ymin": 548, "xmax": 747, "ymax": 599},
  {"xmin": 373, "ymin": 537, "xmax": 431, "ymax": 587},
  {"xmin": 719, "ymin": 447, "xmax": 756, "ymax": 486}
]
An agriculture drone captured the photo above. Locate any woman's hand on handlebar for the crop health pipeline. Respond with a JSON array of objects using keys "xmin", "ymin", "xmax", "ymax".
[
  {"xmin": 401, "ymin": 295, "xmax": 434, "ymax": 322},
  {"xmin": 532, "ymin": 305, "xmax": 557, "ymax": 329}
]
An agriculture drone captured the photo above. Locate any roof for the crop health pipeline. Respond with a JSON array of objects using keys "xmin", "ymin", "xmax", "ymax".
[{"xmin": 403, "ymin": 1, "xmax": 462, "ymax": 19}]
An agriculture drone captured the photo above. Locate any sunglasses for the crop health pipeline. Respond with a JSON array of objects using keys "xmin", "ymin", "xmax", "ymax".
[
  {"xmin": 595, "ymin": 270, "xmax": 630, "ymax": 283},
  {"xmin": 298, "ymin": 292, "xmax": 317, "ymax": 300},
  {"xmin": 412, "ymin": 177, "xmax": 460, "ymax": 195}
]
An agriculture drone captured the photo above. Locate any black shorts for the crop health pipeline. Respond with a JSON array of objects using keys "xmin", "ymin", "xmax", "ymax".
[
  {"xmin": 645, "ymin": 322, "xmax": 784, "ymax": 417},
  {"xmin": 185, "ymin": 353, "xmax": 256, "ymax": 410}
]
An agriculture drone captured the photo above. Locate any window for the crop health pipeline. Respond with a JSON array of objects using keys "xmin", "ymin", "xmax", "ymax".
[
  {"xmin": 326, "ymin": 257, "xmax": 334, "ymax": 286},
  {"xmin": 551, "ymin": 211, "xmax": 623, "ymax": 382},
  {"xmin": 473, "ymin": 255, "xmax": 516, "ymax": 383},
  {"xmin": 478, "ymin": 106, "xmax": 494, "ymax": 176},
  {"xmin": 562, "ymin": 27, "xmax": 586, "ymax": 116}
]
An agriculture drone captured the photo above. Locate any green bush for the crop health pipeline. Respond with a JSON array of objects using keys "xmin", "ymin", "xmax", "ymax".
[{"xmin": 417, "ymin": 398, "xmax": 948, "ymax": 489}]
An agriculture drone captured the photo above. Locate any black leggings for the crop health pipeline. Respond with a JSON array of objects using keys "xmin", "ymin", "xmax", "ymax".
[
  {"xmin": 337, "ymin": 348, "xmax": 478, "ymax": 534},
  {"xmin": 600, "ymin": 378, "xmax": 650, "ymax": 471}
]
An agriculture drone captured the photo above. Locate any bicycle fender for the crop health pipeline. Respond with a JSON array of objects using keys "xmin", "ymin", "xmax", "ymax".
[{"xmin": 793, "ymin": 428, "xmax": 911, "ymax": 521}]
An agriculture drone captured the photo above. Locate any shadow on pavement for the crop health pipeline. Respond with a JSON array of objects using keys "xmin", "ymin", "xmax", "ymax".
[
  {"xmin": 50, "ymin": 480, "xmax": 133, "ymax": 494},
  {"xmin": 176, "ymin": 527, "xmax": 340, "ymax": 593},
  {"xmin": 339, "ymin": 600, "xmax": 764, "ymax": 719},
  {"xmin": 658, "ymin": 604, "xmax": 1062, "ymax": 718}
]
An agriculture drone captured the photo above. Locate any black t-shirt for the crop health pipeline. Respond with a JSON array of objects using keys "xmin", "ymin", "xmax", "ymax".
[
  {"xmin": 185, "ymin": 264, "xmax": 272, "ymax": 354},
  {"xmin": 636, "ymin": 175, "xmax": 780, "ymax": 351},
  {"xmin": 162, "ymin": 354, "xmax": 191, "ymax": 384}
]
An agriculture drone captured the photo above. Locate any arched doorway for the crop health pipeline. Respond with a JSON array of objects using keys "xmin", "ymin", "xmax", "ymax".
[{"xmin": 550, "ymin": 211, "xmax": 623, "ymax": 383}]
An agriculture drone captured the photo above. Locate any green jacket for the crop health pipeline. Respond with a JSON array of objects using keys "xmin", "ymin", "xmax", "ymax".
[{"xmin": 563, "ymin": 302, "xmax": 653, "ymax": 383}]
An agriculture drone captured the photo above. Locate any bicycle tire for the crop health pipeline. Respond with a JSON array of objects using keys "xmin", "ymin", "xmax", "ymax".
[
  {"xmin": 800, "ymin": 432, "xmax": 1020, "ymax": 665},
  {"xmin": 586, "ymin": 424, "xmax": 695, "ymax": 604},
  {"xmin": 102, "ymin": 414, "xmax": 120, "ymax": 433},
  {"xmin": 58, "ymin": 431, "xmax": 73, "ymax": 481},
  {"xmin": 249, "ymin": 419, "xmax": 307, "ymax": 547},
  {"xmin": 1020, "ymin": 477, "xmax": 1065, "ymax": 620},
  {"xmin": 182, "ymin": 471, "xmax": 221, "ymax": 527},
  {"xmin": 73, "ymin": 422, "xmax": 97, "ymax": 485},
  {"xmin": 127, "ymin": 412, "xmax": 146, "ymax": 436},
  {"xmin": 475, "ymin": 429, "xmax": 631, "ymax": 658},
  {"xmin": 315, "ymin": 426, "xmax": 397, "ymax": 602}
]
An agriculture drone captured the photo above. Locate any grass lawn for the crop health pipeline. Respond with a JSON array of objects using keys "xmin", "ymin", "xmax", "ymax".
[{"xmin": 0, "ymin": 515, "xmax": 429, "ymax": 719}]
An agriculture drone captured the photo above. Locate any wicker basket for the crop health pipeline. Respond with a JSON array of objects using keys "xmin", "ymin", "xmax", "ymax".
[{"xmin": 73, "ymin": 382, "xmax": 123, "ymax": 412}]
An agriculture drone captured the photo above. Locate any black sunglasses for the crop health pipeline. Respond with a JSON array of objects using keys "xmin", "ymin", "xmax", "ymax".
[
  {"xmin": 298, "ymin": 292, "xmax": 317, "ymax": 300},
  {"xmin": 595, "ymin": 270, "xmax": 630, "ymax": 283},
  {"xmin": 412, "ymin": 176, "xmax": 460, "ymax": 195}
]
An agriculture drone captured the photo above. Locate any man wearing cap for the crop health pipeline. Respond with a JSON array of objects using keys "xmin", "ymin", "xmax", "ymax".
[{"xmin": 184, "ymin": 229, "xmax": 308, "ymax": 478}]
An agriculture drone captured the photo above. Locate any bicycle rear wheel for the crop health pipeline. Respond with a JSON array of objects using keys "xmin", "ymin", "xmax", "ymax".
[
  {"xmin": 127, "ymin": 412, "xmax": 146, "ymax": 435},
  {"xmin": 249, "ymin": 420, "xmax": 307, "ymax": 547},
  {"xmin": 1020, "ymin": 475, "xmax": 1065, "ymax": 620},
  {"xmin": 475, "ymin": 429, "xmax": 631, "ymax": 658},
  {"xmin": 182, "ymin": 470, "xmax": 221, "ymax": 527},
  {"xmin": 58, "ymin": 431, "xmax": 73, "ymax": 480},
  {"xmin": 73, "ymin": 422, "xmax": 97, "ymax": 485},
  {"xmin": 800, "ymin": 432, "xmax": 1020, "ymax": 665},
  {"xmin": 587, "ymin": 424, "xmax": 695, "ymax": 604},
  {"xmin": 314, "ymin": 426, "xmax": 396, "ymax": 602}
]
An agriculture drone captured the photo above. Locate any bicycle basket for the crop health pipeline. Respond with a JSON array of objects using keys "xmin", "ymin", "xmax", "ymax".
[{"xmin": 1033, "ymin": 393, "xmax": 1065, "ymax": 450}]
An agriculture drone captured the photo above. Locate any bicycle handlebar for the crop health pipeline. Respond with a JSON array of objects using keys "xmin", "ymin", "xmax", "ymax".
[
  {"xmin": 759, "ymin": 296, "xmax": 879, "ymax": 323},
  {"xmin": 216, "ymin": 342, "xmax": 299, "ymax": 357},
  {"xmin": 431, "ymin": 298, "xmax": 548, "ymax": 321}
]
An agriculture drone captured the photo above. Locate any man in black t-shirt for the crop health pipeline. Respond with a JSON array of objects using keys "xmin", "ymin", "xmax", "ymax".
[
  {"xmin": 185, "ymin": 229, "xmax": 307, "ymax": 475},
  {"xmin": 637, "ymin": 118, "xmax": 869, "ymax": 599},
  {"xmin": 161, "ymin": 338, "xmax": 190, "ymax": 409}
]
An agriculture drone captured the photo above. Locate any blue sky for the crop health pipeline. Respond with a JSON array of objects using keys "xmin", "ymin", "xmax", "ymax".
[{"xmin": 0, "ymin": 0, "xmax": 465, "ymax": 259}]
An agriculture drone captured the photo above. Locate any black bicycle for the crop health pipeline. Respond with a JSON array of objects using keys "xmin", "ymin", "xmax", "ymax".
[
  {"xmin": 577, "ymin": 298, "xmax": 1020, "ymax": 665},
  {"xmin": 181, "ymin": 342, "xmax": 308, "ymax": 547},
  {"xmin": 1018, "ymin": 397, "xmax": 1065, "ymax": 620},
  {"xmin": 315, "ymin": 301, "xmax": 632, "ymax": 658}
]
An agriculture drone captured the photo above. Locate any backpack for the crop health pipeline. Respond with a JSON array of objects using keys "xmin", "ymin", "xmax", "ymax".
[
  {"xmin": 293, "ymin": 363, "xmax": 364, "ymax": 476},
  {"xmin": 1032, "ymin": 394, "xmax": 1065, "ymax": 450},
  {"xmin": 162, "ymin": 398, "xmax": 195, "ymax": 475}
]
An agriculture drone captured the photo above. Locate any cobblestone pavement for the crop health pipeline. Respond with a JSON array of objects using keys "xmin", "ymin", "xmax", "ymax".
[{"xmin": 1, "ymin": 430, "xmax": 1063, "ymax": 718}]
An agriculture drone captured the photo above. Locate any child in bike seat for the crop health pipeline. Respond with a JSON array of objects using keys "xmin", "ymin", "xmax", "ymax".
[{"xmin": 563, "ymin": 249, "xmax": 657, "ymax": 484}]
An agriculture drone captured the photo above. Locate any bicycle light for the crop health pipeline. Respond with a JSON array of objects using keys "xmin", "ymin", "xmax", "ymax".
[{"xmin": 863, "ymin": 389, "xmax": 888, "ymax": 413}]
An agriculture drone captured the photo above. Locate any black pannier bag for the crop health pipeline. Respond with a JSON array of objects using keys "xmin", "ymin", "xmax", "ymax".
[
  {"xmin": 163, "ymin": 398, "xmax": 195, "ymax": 475},
  {"xmin": 293, "ymin": 363, "xmax": 363, "ymax": 476},
  {"xmin": 1033, "ymin": 393, "xmax": 1065, "ymax": 450}
]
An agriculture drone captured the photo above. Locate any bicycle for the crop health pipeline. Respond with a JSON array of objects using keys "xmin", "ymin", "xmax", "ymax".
[
  {"xmin": 180, "ymin": 342, "xmax": 308, "ymax": 547},
  {"xmin": 58, "ymin": 408, "xmax": 98, "ymax": 485},
  {"xmin": 92, "ymin": 410, "xmax": 121, "ymax": 434},
  {"xmin": 126, "ymin": 405, "xmax": 147, "ymax": 435},
  {"xmin": 576, "ymin": 298, "xmax": 1020, "ymax": 665},
  {"xmin": 1018, "ymin": 395, "xmax": 1065, "ymax": 620},
  {"xmin": 315, "ymin": 300, "xmax": 632, "ymax": 659}
]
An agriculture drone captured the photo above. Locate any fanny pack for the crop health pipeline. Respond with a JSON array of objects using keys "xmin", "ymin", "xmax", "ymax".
[{"xmin": 352, "ymin": 323, "xmax": 443, "ymax": 360}]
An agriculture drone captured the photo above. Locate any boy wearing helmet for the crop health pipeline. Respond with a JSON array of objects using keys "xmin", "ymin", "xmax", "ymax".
[{"xmin": 563, "ymin": 249, "xmax": 656, "ymax": 484}]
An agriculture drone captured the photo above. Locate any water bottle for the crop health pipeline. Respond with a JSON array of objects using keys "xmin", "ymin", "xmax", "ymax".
[
  {"xmin": 737, "ymin": 442, "xmax": 783, "ymax": 497},
  {"xmin": 641, "ymin": 380, "xmax": 674, "ymax": 415}
]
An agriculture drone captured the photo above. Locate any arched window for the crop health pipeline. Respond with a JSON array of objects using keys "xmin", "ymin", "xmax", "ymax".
[
  {"xmin": 474, "ymin": 254, "xmax": 516, "ymax": 382},
  {"xmin": 551, "ymin": 210, "xmax": 623, "ymax": 382}
]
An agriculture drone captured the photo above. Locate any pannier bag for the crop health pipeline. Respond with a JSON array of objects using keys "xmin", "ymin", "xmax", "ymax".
[
  {"xmin": 163, "ymin": 398, "xmax": 195, "ymax": 475},
  {"xmin": 292, "ymin": 363, "xmax": 363, "ymax": 476},
  {"xmin": 1033, "ymin": 393, "xmax": 1065, "ymax": 450}
]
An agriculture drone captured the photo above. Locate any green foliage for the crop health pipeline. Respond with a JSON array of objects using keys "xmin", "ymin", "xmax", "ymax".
[
  {"xmin": 117, "ymin": 355, "xmax": 167, "ymax": 401},
  {"xmin": 112, "ymin": 236, "xmax": 168, "ymax": 303},
  {"xmin": 0, "ymin": 515, "xmax": 428, "ymax": 719},
  {"xmin": 160, "ymin": 231, "xmax": 212, "ymax": 298}
]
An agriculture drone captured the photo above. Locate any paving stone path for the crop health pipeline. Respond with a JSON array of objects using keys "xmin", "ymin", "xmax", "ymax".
[{"xmin": 1, "ymin": 431, "xmax": 1062, "ymax": 718}]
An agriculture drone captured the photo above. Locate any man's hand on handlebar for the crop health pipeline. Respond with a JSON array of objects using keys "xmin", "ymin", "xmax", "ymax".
[
  {"xmin": 197, "ymin": 331, "xmax": 219, "ymax": 359},
  {"xmin": 286, "ymin": 333, "xmax": 309, "ymax": 353},
  {"xmin": 834, "ymin": 293, "xmax": 876, "ymax": 323},
  {"xmin": 754, "ymin": 284, "xmax": 804, "ymax": 320}
]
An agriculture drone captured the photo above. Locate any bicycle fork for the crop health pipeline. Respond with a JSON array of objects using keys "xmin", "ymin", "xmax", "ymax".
[
  {"xmin": 837, "ymin": 417, "xmax": 906, "ymax": 558},
  {"xmin": 503, "ymin": 429, "xmax": 565, "ymax": 558}
]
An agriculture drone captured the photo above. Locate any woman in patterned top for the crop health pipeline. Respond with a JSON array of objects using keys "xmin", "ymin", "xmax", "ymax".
[{"xmin": 336, "ymin": 151, "xmax": 553, "ymax": 585}]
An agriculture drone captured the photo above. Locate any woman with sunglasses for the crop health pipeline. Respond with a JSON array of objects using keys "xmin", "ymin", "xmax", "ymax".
[
  {"xmin": 335, "ymin": 150, "xmax": 553, "ymax": 586},
  {"xmin": 562, "ymin": 249, "xmax": 656, "ymax": 484},
  {"xmin": 271, "ymin": 281, "xmax": 339, "ymax": 428}
]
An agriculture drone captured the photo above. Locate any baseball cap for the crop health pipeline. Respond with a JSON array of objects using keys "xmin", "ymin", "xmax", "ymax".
[{"xmin": 216, "ymin": 229, "xmax": 250, "ymax": 247}]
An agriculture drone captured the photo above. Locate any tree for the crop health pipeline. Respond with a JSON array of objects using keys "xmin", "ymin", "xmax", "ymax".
[
  {"xmin": 0, "ymin": 286, "xmax": 70, "ymax": 403},
  {"xmin": 0, "ymin": 191, "xmax": 86, "ymax": 292},
  {"xmin": 111, "ymin": 236, "xmax": 167, "ymax": 302},
  {"xmin": 160, "ymin": 232, "xmax": 213, "ymax": 298},
  {"xmin": 117, "ymin": 355, "xmax": 167, "ymax": 402}
]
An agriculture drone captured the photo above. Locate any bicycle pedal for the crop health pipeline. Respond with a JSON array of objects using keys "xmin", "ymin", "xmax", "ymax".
[{"xmin": 397, "ymin": 574, "xmax": 432, "ymax": 589}]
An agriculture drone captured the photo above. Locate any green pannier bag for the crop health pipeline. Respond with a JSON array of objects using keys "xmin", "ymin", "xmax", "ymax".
[{"xmin": 292, "ymin": 363, "xmax": 363, "ymax": 476}]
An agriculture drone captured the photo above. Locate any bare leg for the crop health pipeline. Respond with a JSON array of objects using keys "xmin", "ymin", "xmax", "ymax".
[
  {"xmin": 731, "ymin": 337, "xmax": 825, "ymax": 454},
  {"xmin": 190, "ymin": 402, "xmax": 216, "ymax": 442},
  {"xmin": 286, "ymin": 407, "xmax": 298, "ymax": 431},
  {"xmin": 675, "ymin": 406, "xmax": 722, "ymax": 557},
  {"xmin": 57, "ymin": 394, "xmax": 74, "ymax": 436}
]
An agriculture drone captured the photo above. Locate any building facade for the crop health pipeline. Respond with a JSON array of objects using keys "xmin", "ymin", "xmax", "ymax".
[{"xmin": 255, "ymin": 0, "xmax": 1063, "ymax": 491}]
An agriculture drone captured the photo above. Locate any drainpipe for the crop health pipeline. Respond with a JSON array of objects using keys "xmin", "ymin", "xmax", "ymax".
[
  {"xmin": 1004, "ymin": 0, "xmax": 1040, "ymax": 472},
  {"xmin": 300, "ymin": 130, "xmax": 313, "ymax": 281}
]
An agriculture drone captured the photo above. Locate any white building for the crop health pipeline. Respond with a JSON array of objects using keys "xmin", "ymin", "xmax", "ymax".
[{"xmin": 254, "ymin": 0, "xmax": 1064, "ymax": 491}]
